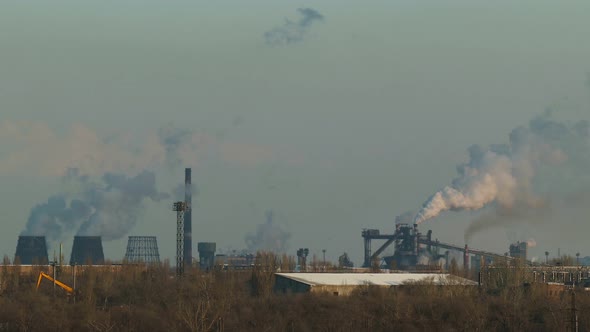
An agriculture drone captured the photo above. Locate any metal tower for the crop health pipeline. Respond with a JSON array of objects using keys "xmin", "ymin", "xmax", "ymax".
[
  {"xmin": 173, "ymin": 201, "xmax": 187, "ymax": 277},
  {"xmin": 124, "ymin": 236, "xmax": 160, "ymax": 264}
]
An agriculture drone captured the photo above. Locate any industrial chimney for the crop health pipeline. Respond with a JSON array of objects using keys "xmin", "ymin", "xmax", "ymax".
[
  {"xmin": 14, "ymin": 236, "xmax": 49, "ymax": 265},
  {"xmin": 124, "ymin": 236, "xmax": 160, "ymax": 264},
  {"xmin": 70, "ymin": 236, "xmax": 105, "ymax": 265},
  {"xmin": 197, "ymin": 242, "xmax": 216, "ymax": 271},
  {"xmin": 184, "ymin": 168, "xmax": 192, "ymax": 267}
]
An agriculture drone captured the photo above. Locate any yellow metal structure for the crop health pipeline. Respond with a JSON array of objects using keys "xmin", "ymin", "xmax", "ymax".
[{"xmin": 36, "ymin": 272, "xmax": 74, "ymax": 294}]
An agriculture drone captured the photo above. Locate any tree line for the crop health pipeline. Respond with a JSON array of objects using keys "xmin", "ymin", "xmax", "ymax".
[{"xmin": 0, "ymin": 252, "xmax": 589, "ymax": 331}]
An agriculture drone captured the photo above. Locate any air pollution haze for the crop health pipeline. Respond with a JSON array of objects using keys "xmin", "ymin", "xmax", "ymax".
[
  {"xmin": 22, "ymin": 168, "xmax": 169, "ymax": 243},
  {"xmin": 414, "ymin": 112, "xmax": 590, "ymax": 240},
  {"xmin": 245, "ymin": 210, "xmax": 291, "ymax": 253},
  {"xmin": 264, "ymin": 8, "xmax": 324, "ymax": 46}
]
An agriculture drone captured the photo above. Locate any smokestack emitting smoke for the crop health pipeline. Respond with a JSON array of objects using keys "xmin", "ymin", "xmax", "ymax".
[
  {"xmin": 22, "ymin": 169, "xmax": 169, "ymax": 243},
  {"xmin": 184, "ymin": 168, "xmax": 192, "ymax": 266},
  {"xmin": 245, "ymin": 210, "xmax": 291, "ymax": 253},
  {"xmin": 414, "ymin": 112, "xmax": 590, "ymax": 228}
]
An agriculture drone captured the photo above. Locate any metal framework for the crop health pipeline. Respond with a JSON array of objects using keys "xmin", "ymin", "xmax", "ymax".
[
  {"xmin": 173, "ymin": 201, "xmax": 187, "ymax": 277},
  {"xmin": 124, "ymin": 236, "xmax": 160, "ymax": 264},
  {"xmin": 362, "ymin": 226, "xmax": 522, "ymax": 269}
]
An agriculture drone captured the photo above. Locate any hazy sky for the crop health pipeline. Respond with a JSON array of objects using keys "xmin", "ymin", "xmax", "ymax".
[{"xmin": 1, "ymin": 0, "xmax": 590, "ymax": 264}]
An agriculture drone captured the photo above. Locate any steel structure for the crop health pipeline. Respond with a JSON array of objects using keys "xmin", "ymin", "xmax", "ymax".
[
  {"xmin": 362, "ymin": 224, "xmax": 522, "ymax": 270},
  {"xmin": 184, "ymin": 168, "xmax": 192, "ymax": 268},
  {"xmin": 173, "ymin": 201, "xmax": 187, "ymax": 277},
  {"xmin": 124, "ymin": 236, "xmax": 160, "ymax": 264}
]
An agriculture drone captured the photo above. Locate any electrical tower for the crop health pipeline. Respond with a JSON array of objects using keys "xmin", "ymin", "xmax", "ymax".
[{"xmin": 173, "ymin": 201, "xmax": 187, "ymax": 277}]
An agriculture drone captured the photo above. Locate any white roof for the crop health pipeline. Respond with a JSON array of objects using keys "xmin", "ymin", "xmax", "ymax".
[{"xmin": 276, "ymin": 273, "xmax": 477, "ymax": 286}]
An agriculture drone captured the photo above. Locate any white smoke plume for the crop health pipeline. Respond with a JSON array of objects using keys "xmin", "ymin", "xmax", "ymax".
[
  {"xmin": 415, "ymin": 112, "xmax": 589, "ymax": 225},
  {"xmin": 395, "ymin": 211, "xmax": 415, "ymax": 225},
  {"xmin": 526, "ymin": 238, "xmax": 537, "ymax": 248},
  {"xmin": 0, "ymin": 121, "xmax": 277, "ymax": 177},
  {"xmin": 22, "ymin": 169, "xmax": 169, "ymax": 243},
  {"xmin": 245, "ymin": 210, "xmax": 291, "ymax": 253}
]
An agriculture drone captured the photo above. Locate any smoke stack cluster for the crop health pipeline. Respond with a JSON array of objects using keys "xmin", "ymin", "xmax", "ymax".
[
  {"xmin": 70, "ymin": 236, "xmax": 105, "ymax": 265},
  {"xmin": 14, "ymin": 236, "xmax": 49, "ymax": 265}
]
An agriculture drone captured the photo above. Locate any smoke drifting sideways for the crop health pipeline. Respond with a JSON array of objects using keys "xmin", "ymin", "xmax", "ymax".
[
  {"xmin": 264, "ymin": 8, "xmax": 324, "ymax": 46},
  {"xmin": 414, "ymin": 113, "xmax": 590, "ymax": 235},
  {"xmin": 21, "ymin": 169, "xmax": 169, "ymax": 243},
  {"xmin": 395, "ymin": 211, "xmax": 415, "ymax": 225},
  {"xmin": 245, "ymin": 211, "xmax": 291, "ymax": 253}
]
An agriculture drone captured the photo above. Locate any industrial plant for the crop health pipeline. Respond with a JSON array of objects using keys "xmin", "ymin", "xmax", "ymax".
[
  {"xmin": 362, "ymin": 223, "xmax": 516, "ymax": 271},
  {"xmin": 8, "ymin": 166, "xmax": 590, "ymax": 294},
  {"xmin": 4, "ymin": 166, "xmax": 590, "ymax": 332}
]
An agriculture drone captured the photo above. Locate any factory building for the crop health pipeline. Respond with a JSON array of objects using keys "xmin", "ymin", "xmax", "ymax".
[{"xmin": 274, "ymin": 273, "xmax": 477, "ymax": 296}]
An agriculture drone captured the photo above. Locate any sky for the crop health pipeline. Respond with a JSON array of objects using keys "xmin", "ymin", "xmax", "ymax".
[{"xmin": 1, "ymin": 0, "xmax": 590, "ymax": 265}]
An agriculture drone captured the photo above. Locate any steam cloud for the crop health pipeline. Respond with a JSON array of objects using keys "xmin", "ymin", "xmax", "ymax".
[
  {"xmin": 395, "ymin": 211, "xmax": 415, "ymax": 224},
  {"xmin": 245, "ymin": 210, "xmax": 291, "ymax": 253},
  {"xmin": 264, "ymin": 8, "xmax": 324, "ymax": 46},
  {"xmin": 22, "ymin": 169, "xmax": 169, "ymax": 242},
  {"xmin": 158, "ymin": 124, "xmax": 195, "ymax": 168},
  {"xmin": 415, "ymin": 112, "xmax": 590, "ymax": 230}
]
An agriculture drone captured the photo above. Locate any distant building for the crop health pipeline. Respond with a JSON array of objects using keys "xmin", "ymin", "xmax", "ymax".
[
  {"xmin": 274, "ymin": 273, "xmax": 477, "ymax": 296},
  {"xmin": 214, "ymin": 253, "xmax": 255, "ymax": 270}
]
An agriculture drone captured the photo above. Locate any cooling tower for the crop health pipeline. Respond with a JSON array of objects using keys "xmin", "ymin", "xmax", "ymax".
[
  {"xmin": 14, "ymin": 236, "xmax": 49, "ymax": 265},
  {"xmin": 70, "ymin": 236, "xmax": 105, "ymax": 265},
  {"xmin": 124, "ymin": 236, "xmax": 160, "ymax": 264},
  {"xmin": 197, "ymin": 242, "xmax": 216, "ymax": 270}
]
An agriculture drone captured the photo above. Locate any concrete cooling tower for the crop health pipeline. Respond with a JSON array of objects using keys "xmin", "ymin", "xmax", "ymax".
[
  {"xmin": 70, "ymin": 236, "xmax": 105, "ymax": 265},
  {"xmin": 14, "ymin": 236, "xmax": 49, "ymax": 265}
]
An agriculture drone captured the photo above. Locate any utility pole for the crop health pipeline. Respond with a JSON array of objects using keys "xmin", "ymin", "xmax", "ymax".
[
  {"xmin": 173, "ymin": 201, "xmax": 187, "ymax": 278},
  {"xmin": 570, "ymin": 289, "xmax": 579, "ymax": 332}
]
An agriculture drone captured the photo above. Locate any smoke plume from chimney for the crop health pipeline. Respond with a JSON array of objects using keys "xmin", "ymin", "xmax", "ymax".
[
  {"xmin": 245, "ymin": 210, "xmax": 291, "ymax": 253},
  {"xmin": 414, "ymin": 112, "xmax": 589, "ymax": 226}
]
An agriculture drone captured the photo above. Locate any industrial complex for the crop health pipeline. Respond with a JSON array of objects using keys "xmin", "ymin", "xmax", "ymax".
[{"xmin": 7, "ymin": 167, "xmax": 590, "ymax": 298}]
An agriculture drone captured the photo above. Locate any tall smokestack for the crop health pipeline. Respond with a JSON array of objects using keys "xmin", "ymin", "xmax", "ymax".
[{"xmin": 184, "ymin": 168, "xmax": 192, "ymax": 267}]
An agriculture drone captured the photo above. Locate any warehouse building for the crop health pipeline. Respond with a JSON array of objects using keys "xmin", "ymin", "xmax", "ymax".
[{"xmin": 274, "ymin": 273, "xmax": 477, "ymax": 296}]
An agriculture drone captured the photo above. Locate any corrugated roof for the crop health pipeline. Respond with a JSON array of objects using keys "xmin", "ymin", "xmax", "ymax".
[{"xmin": 275, "ymin": 273, "xmax": 477, "ymax": 286}]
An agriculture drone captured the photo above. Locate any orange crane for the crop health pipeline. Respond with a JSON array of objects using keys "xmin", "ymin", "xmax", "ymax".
[{"xmin": 36, "ymin": 272, "xmax": 74, "ymax": 294}]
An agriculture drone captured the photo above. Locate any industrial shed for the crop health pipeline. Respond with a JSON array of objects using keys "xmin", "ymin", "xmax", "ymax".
[{"xmin": 274, "ymin": 273, "xmax": 477, "ymax": 296}]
